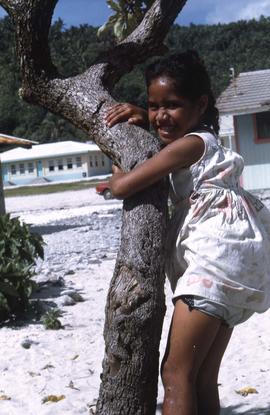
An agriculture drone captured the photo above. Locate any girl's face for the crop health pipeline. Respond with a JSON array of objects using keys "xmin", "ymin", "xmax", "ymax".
[{"xmin": 147, "ymin": 76, "xmax": 208, "ymax": 145}]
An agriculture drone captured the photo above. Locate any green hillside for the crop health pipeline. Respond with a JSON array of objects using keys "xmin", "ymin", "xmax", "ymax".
[{"xmin": 1, "ymin": 16, "xmax": 270, "ymax": 143}]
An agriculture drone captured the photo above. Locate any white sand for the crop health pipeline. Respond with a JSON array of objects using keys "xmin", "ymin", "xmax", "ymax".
[{"xmin": 1, "ymin": 189, "xmax": 270, "ymax": 414}]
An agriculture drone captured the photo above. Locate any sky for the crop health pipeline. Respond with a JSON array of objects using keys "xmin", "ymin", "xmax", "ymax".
[{"xmin": 0, "ymin": 0, "xmax": 270, "ymax": 28}]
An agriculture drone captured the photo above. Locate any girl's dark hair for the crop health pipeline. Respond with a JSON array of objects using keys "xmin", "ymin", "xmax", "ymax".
[{"xmin": 145, "ymin": 50, "xmax": 220, "ymax": 135}]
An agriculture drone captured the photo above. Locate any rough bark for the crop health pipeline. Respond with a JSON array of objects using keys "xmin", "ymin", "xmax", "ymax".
[{"xmin": 0, "ymin": 1, "xmax": 187, "ymax": 413}]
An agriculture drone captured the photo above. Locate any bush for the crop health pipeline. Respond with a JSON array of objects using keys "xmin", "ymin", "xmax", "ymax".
[
  {"xmin": 41, "ymin": 309, "xmax": 63, "ymax": 330},
  {"xmin": 0, "ymin": 214, "xmax": 44, "ymax": 320}
]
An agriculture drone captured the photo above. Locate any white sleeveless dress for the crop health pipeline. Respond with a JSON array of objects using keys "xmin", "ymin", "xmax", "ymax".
[{"xmin": 165, "ymin": 130, "xmax": 270, "ymax": 313}]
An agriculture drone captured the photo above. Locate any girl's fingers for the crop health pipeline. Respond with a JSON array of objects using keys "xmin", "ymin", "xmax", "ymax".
[
  {"xmin": 106, "ymin": 103, "xmax": 123, "ymax": 115},
  {"xmin": 112, "ymin": 164, "xmax": 123, "ymax": 174},
  {"xmin": 106, "ymin": 103, "xmax": 126, "ymax": 118},
  {"xmin": 105, "ymin": 105, "xmax": 131, "ymax": 127},
  {"xmin": 128, "ymin": 116, "xmax": 140, "ymax": 124},
  {"xmin": 106, "ymin": 112, "xmax": 127, "ymax": 127}
]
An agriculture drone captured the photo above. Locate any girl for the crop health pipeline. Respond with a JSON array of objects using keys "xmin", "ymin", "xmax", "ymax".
[{"xmin": 105, "ymin": 51, "xmax": 270, "ymax": 415}]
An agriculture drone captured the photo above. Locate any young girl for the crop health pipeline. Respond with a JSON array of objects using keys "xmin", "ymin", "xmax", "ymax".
[{"xmin": 105, "ymin": 51, "xmax": 270, "ymax": 415}]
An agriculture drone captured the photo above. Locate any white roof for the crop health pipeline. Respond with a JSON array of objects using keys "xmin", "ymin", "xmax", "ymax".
[
  {"xmin": 0, "ymin": 140, "xmax": 100, "ymax": 163},
  {"xmin": 217, "ymin": 69, "xmax": 270, "ymax": 115}
]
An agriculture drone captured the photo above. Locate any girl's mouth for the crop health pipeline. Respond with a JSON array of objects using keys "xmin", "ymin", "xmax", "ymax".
[{"xmin": 158, "ymin": 126, "xmax": 175, "ymax": 136}]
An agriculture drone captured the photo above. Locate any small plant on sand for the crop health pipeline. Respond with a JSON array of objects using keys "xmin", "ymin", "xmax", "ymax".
[
  {"xmin": 0, "ymin": 214, "xmax": 44, "ymax": 320},
  {"xmin": 41, "ymin": 308, "xmax": 63, "ymax": 330}
]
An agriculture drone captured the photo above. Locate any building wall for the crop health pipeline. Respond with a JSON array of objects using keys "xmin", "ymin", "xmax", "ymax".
[
  {"xmin": 236, "ymin": 114, "xmax": 270, "ymax": 190},
  {"xmin": 3, "ymin": 151, "xmax": 112, "ymax": 186},
  {"xmin": 88, "ymin": 151, "xmax": 112, "ymax": 176},
  {"xmin": 43, "ymin": 153, "xmax": 89, "ymax": 181},
  {"xmin": 3, "ymin": 160, "xmax": 36, "ymax": 185}
]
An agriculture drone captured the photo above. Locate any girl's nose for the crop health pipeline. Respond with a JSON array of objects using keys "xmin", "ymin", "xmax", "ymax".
[{"xmin": 156, "ymin": 108, "xmax": 169, "ymax": 122}]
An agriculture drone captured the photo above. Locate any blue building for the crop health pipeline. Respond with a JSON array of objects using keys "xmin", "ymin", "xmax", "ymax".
[
  {"xmin": 0, "ymin": 133, "xmax": 37, "ymax": 213},
  {"xmin": 1, "ymin": 140, "xmax": 112, "ymax": 186},
  {"xmin": 218, "ymin": 69, "xmax": 270, "ymax": 190}
]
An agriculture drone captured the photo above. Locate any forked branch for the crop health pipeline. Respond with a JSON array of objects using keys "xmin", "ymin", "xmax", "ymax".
[{"xmin": 0, "ymin": 0, "xmax": 187, "ymax": 166}]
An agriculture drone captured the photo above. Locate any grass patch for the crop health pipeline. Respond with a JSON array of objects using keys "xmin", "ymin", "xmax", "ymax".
[{"xmin": 4, "ymin": 180, "xmax": 104, "ymax": 197}]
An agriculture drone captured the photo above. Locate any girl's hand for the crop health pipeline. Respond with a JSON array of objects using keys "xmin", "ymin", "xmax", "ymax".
[
  {"xmin": 109, "ymin": 164, "xmax": 127, "ymax": 199},
  {"xmin": 105, "ymin": 103, "xmax": 149, "ymax": 129}
]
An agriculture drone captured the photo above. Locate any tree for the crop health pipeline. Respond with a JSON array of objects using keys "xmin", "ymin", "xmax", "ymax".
[{"xmin": 0, "ymin": 1, "xmax": 187, "ymax": 413}]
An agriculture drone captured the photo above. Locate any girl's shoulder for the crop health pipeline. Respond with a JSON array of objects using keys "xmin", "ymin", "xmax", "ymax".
[
  {"xmin": 184, "ymin": 129, "xmax": 219, "ymax": 162},
  {"xmin": 185, "ymin": 128, "xmax": 218, "ymax": 147}
]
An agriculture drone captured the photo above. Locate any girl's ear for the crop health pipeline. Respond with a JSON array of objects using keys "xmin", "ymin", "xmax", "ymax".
[{"xmin": 198, "ymin": 95, "xmax": 208, "ymax": 115}]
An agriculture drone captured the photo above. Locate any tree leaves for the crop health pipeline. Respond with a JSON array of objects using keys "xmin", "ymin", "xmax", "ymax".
[
  {"xmin": 0, "ymin": 281, "xmax": 19, "ymax": 297},
  {"xmin": 0, "ymin": 214, "xmax": 44, "ymax": 319},
  {"xmin": 98, "ymin": 0, "xmax": 155, "ymax": 41}
]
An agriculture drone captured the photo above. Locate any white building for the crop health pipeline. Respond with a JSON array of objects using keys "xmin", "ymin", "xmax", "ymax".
[
  {"xmin": 0, "ymin": 133, "xmax": 37, "ymax": 213},
  {"xmin": 0, "ymin": 140, "xmax": 112, "ymax": 186},
  {"xmin": 218, "ymin": 69, "xmax": 270, "ymax": 190}
]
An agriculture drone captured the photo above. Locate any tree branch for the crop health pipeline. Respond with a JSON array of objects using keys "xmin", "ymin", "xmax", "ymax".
[
  {"xmin": 0, "ymin": 0, "xmax": 187, "ymax": 167},
  {"xmin": 99, "ymin": 0, "xmax": 188, "ymax": 87},
  {"xmin": 0, "ymin": 0, "xmax": 58, "ymax": 80}
]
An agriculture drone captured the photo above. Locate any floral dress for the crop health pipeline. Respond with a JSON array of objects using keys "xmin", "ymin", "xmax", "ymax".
[{"xmin": 165, "ymin": 130, "xmax": 270, "ymax": 313}]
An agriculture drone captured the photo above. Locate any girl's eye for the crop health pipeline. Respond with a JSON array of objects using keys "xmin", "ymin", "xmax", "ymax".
[
  {"xmin": 148, "ymin": 104, "xmax": 158, "ymax": 111},
  {"xmin": 166, "ymin": 102, "xmax": 180, "ymax": 109}
]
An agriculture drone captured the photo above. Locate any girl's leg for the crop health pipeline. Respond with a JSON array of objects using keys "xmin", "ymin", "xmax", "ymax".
[
  {"xmin": 197, "ymin": 323, "xmax": 233, "ymax": 415},
  {"xmin": 161, "ymin": 299, "xmax": 223, "ymax": 415}
]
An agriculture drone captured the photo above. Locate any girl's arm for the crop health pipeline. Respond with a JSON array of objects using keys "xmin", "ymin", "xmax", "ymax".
[
  {"xmin": 110, "ymin": 134, "xmax": 204, "ymax": 199},
  {"xmin": 105, "ymin": 103, "xmax": 149, "ymax": 129}
]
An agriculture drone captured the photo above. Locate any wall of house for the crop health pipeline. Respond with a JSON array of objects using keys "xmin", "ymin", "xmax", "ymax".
[
  {"xmin": 88, "ymin": 151, "xmax": 112, "ymax": 176},
  {"xmin": 43, "ymin": 153, "xmax": 90, "ymax": 182},
  {"xmin": 2, "ymin": 151, "xmax": 112, "ymax": 186},
  {"xmin": 236, "ymin": 114, "xmax": 270, "ymax": 190},
  {"xmin": 2, "ymin": 160, "xmax": 36, "ymax": 185}
]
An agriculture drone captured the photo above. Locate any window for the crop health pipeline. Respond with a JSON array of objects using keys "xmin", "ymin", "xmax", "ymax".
[
  {"xmin": 76, "ymin": 156, "xmax": 82, "ymax": 167},
  {"xmin": 101, "ymin": 155, "xmax": 105, "ymax": 167},
  {"xmin": 48, "ymin": 160, "xmax": 55, "ymax": 172},
  {"xmin": 19, "ymin": 163, "xmax": 25, "ymax": 175},
  {"xmin": 89, "ymin": 156, "xmax": 93, "ymax": 167},
  {"xmin": 28, "ymin": 162, "xmax": 34, "ymax": 173},
  {"xmin": 11, "ymin": 164, "xmax": 16, "ymax": 175},
  {"xmin": 95, "ymin": 155, "xmax": 98, "ymax": 167},
  {"xmin": 57, "ymin": 158, "xmax": 64, "ymax": 170},
  {"xmin": 67, "ymin": 157, "xmax": 73, "ymax": 169},
  {"xmin": 254, "ymin": 111, "xmax": 270, "ymax": 142}
]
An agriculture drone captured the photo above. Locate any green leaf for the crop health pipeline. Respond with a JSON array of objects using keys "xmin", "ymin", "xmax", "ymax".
[
  {"xmin": 107, "ymin": 0, "xmax": 121, "ymax": 12},
  {"xmin": 0, "ymin": 282, "xmax": 19, "ymax": 297},
  {"xmin": 113, "ymin": 18, "xmax": 126, "ymax": 40},
  {"xmin": 0, "ymin": 293, "xmax": 10, "ymax": 312},
  {"xmin": 0, "ymin": 214, "xmax": 44, "ymax": 321}
]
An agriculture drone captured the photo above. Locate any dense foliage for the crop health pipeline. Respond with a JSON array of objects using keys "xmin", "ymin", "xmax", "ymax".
[
  {"xmin": 98, "ymin": 0, "xmax": 155, "ymax": 41},
  {"xmin": 0, "ymin": 214, "xmax": 44, "ymax": 320},
  {"xmin": 1, "ymin": 15, "xmax": 270, "ymax": 142}
]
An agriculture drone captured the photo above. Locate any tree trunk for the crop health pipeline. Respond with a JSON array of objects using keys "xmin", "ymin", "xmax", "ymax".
[
  {"xmin": 0, "ymin": 1, "xmax": 188, "ymax": 413},
  {"xmin": 97, "ymin": 184, "xmax": 168, "ymax": 415}
]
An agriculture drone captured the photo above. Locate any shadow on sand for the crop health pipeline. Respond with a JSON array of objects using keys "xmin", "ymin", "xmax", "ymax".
[
  {"xmin": 156, "ymin": 403, "xmax": 270, "ymax": 415},
  {"xmin": 30, "ymin": 222, "xmax": 88, "ymax": 236},
  {"xmin": 0, "ymin": 278, "xmax": 67, "ymax": 328},
  {"xmin": 220, "ymin": 404, "xmax": 270, "ymax": 415}
]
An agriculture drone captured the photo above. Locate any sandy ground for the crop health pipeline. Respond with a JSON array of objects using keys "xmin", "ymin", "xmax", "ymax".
[{"xmin": 0, "ymin": 189, "xmax": 270, "ymax": 414}]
